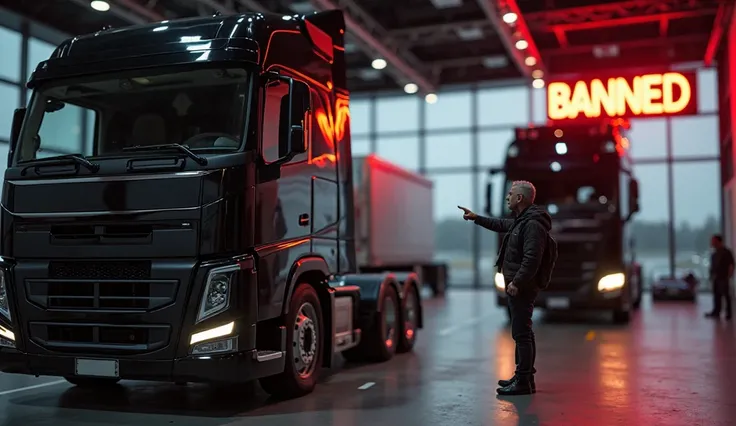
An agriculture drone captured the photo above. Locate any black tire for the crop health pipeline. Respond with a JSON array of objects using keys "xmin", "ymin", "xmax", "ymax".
[
  {"xmin": 343, "ymin": 285, "xmax": 400, "ymax": 362},
  {"xmin": 65, "ymin": 377, "xmax": 120, "ymax": 387},
  {"xmin": 259, "ymin": 283, "xmax": 323, "ymax": 399},
  {"xmin": 397, "ymin": 287, "xmax": 419, "ymax": 353},
  {"xmin": 612, "ymin": 309, "xmax": 630, "ymax": 324}
]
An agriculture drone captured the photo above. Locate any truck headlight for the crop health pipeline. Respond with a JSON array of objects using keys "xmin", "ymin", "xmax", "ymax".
[
  {"xmin": 196, "ymin": 265, "xmax": 239, "ymax": 323},
  {"xmin": 0, "ymin": 271, "xmax": 10, "ymax": 320},
  {"xmin": 598, "ymin": 273, "xmax": 625, "ymax": 292},
  {"xmin": 494, "ymin": 272, "xmax": 505, "ymax": 290}
]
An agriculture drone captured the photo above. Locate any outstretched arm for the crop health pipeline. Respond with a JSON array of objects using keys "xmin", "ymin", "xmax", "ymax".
[
  {"xmin": 474, "ymin": 215, "xmax": 515, "ymax": 233},
  {"xmin": 511, "ymin": 222, "xmax": 547, "ymax": 287}
]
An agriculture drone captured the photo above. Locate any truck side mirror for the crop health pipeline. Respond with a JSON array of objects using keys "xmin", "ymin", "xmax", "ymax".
[
  {"xmin": 8, "ymin": 108, "xmax": 26, "ymax": 167},
  {"xmin": 629, "ymin": 179, "xmax": 640, "ymax": 213},
  {"xmin": 625, "ymin": 178, "xmax": 640, "ymax": 221},
  {"xmin": 484, "ymin": 182, "xmax": 493, "ymax": 215},
  {"xmin": 286, "ymin": 80, "xmax": 309, "ymax": 155},
  {"xmin": 274, "ymin": 78, "xmax": 309, "ymax": 164}
]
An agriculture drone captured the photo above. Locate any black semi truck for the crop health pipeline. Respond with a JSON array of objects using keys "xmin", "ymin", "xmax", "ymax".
[
  {"xmin": 485, "ymin": 123, "xmax": 643, "ymax": 323},
  {"xmin": 0, "ymin": 10, "xmax": 424, "ymax": 398}
]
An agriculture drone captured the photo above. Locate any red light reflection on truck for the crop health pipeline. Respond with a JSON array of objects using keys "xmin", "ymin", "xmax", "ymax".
[{"xmin": 311, "ymin": 94, "xmax": 349, "ymax": 167}]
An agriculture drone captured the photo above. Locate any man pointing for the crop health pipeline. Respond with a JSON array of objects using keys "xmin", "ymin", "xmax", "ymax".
[{"xmin": 458, "ymin": 180, "xmax": 552, "ymax": 396}]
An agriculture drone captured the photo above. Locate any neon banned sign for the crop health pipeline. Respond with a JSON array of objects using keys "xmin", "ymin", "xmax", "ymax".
[{"xmin": 547, "ymin": 71, "xmax": 698, "ymax": 121}]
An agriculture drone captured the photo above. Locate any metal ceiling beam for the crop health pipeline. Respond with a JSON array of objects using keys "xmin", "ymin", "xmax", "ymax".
[
  {"xmin": 704, "ymin": 0, "xmax": 735, "ymax": 66},
  {"xmin": 309, "ymin": 0, "xmax": 435, "ymax": 94},
  {"xmin": 429, "ymin": 34, "xmax": 707, "ymax": 69},
  {"xmin": 542, "ymin": 8, "xmax": 718, "ymax": 32},
  {"xmin": 475, "ymin": 0, "xmax": 545, "ymax": 79},
  {"xmin": 524, "ymin": 0, "xmax": 719, "ymax": 28},
  {"xmin": 390, "ymin": 0, "xmax": 717, "ymax": 40}
]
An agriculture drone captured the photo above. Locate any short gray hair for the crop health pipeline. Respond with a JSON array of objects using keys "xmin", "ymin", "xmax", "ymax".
[{"xmin": 512, "ymin": 180, "xmax": 536, "ymax": 203}]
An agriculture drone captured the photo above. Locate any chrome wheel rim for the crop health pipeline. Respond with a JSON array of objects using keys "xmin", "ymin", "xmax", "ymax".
[
  {"xmin": 293, "ymin": 302, "xmax": 318, "ymax": 378},
  {"xmin": 383, "ymin": 296, "xmax": 398, "ymax": 349}
]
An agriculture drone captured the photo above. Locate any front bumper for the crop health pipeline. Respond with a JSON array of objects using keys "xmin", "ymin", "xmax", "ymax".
[
  {"xmin": 0, "ymin": 347, "xmax": 284, "ymax": 383},
  {"xmin": 496, "ymin": 288, "xmax": 626, "ymax": 310}
]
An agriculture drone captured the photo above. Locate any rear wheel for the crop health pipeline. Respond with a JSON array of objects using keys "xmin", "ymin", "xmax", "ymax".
[
  {"xmin": 397, "ymin": 287, "xmax": 419, "ymax": 353},
  {"xmin": 342, "ymin": 285, "xmax": 400, "ymax": 362},
  {"xmin": 259, "ymin": 283, "xmax": 323, "ymax": 399},
  {"xmin": 65, "ymin": 377, "xmax": 120, "ymax": 387}
]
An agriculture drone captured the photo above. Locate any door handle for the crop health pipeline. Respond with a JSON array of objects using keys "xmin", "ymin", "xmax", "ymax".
[{"xmin": 298, "ymin": 213, "xmax": 310, "ymax": 226}]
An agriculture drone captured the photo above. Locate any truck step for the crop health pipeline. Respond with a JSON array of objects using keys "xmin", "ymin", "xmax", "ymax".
[{"xmin": 254, "ymin": 350, "xmax": 284, "ymax": 362}]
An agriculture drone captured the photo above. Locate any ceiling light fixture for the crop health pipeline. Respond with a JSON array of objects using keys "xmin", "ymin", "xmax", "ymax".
[
  {"xmin": 371, "ymin": 58, "xmax": 387, "ymax": 70},
  {"xmin": 90, "ymin": 0, "xmax": 111, "ymax": 11},
  {"xmin": 404, "ymin": 83, "xmax": 418, "ymax": 94},
  {"xmin": 425, "ymin": 93, "xmax": 438, "ymax": 104},
  {"xmin": 502, "ymin": 12, "xmax": 517, "ymax": 24}
]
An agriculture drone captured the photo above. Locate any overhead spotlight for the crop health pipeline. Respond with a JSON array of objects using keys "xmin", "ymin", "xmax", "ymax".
[
  {"xmin": 502, "ymin": 12, "xmax": 517, "ymax": 24},
  {"xmin": 532, "ymin": 78, "xmax": 545, "ymax": 89},
  {"xmin": 90, "ymin": 0, "xmax": 110, "ymax": 11},
  {"xmin": 371, "ymin": 58, "xmax": 387, "ymax": 70},
  {"xmin": 531, "ymin": 69, "xmax": 544, "ymax": 79},
  {"xmin": 515, "ymin": 39, "xmax": 528, "ymax": 50},
  {"xmin": 425, "ymin": 93, "xmax": 438, "ymax": 104},
  {"xmin": 404, "ymin": 83, "xmax": 418, "ymax": 94},
  {"xmin": 525, "ymin": 56, "xmax": 537, "ymax": 66}
]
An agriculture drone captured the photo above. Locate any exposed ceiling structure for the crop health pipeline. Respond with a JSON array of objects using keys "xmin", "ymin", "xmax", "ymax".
[{"xmin": 2, "ymin": 0, "xmax": 727, "ymax": 98}]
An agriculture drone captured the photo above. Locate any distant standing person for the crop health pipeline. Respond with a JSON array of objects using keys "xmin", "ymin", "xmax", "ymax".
[
  {"xmin": 706, "ymin": 234, "xmax": 733, "ymax": 320},
  {"xmin": 458, "ymin": 180, "xmax": 552, "ymax": 396}
]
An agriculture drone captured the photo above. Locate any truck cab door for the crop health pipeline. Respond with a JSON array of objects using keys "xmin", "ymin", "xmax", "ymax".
[{"xmin": 255, "ymin": 76, "xmax": 312, "ymax": 319}]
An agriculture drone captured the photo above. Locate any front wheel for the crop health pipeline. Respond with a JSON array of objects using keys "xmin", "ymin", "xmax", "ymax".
[{"xmin": 259, "ymin": 283, "xmax": 323, "ymax": 399}]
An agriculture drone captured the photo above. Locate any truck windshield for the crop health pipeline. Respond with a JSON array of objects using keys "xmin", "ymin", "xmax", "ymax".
[
  {"xmin": 15, "ymin": 67, "xmax": 251, "ymax": 165},
  {"xmin": 504, "ymin": 170, "xmax": 618, "ymax": 216}
]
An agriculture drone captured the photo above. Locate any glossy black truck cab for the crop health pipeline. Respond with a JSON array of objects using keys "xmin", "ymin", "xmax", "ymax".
[
  {"xmin": 485, "ymin": 123, "xmax": 643, "ymax": 324},
  {"xmin": 0, "ymin": 11, "xmax": 423, "ymax": 398}
]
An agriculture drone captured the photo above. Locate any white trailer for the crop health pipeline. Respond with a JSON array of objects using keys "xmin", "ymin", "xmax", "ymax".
[{"xmin": 352, "ymin": 154, "xmax": 448, "ymax": 295}]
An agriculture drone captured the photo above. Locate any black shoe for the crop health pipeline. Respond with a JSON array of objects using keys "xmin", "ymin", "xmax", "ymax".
[
  {"xmin": 705, "ymin": 312, "xmax": 720, "ymax": 318},
  {"xmin": 498, "ymin": 375, "xmax": 536, "ymax": 392},
  {"xmin": 497, "ymin": 377, "xmax": 535, "ymax": 395}
]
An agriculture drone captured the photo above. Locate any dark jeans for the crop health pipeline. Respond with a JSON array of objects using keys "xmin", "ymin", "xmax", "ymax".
[
  {"xmin": 712, "ymin": 278, "xmax": 732, "ymax": 316},
  {"xmin": 507, "ymin": 288, "xmax": 538, "ymax": 378}
]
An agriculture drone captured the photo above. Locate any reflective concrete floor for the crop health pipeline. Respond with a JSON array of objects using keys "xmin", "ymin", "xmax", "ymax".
[{"xmin": 0, "ymin": 290, "xmax": 735, "ymax": 426}]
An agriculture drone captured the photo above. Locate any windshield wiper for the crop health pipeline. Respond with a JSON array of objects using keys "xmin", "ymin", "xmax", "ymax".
[
  {"xmin": 123, "ymin": 144, "xmax": 208, "ymax": 166},
  {"xmin": 20, "ymin": 153, "xmax": 100, "ymax": 175}
]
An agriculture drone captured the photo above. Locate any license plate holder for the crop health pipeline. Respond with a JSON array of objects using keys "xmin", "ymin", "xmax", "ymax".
[
  {"xmin": 75, "ymin": 358, "xmax": 119, "ymax": 378},
  {"xmin": 546, "ymin": 297, "xmax": 570, "ymax": 309}
]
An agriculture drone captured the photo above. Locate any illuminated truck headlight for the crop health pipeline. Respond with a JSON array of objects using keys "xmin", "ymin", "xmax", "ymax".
[
  {"xmin": 196, "ymin": 265, "xmax": 239, "ymax": 323},
  {"xmin": 598, "ymin": 273, "xmax": 625, "ymax": 292},
  {"xmin": 0, "ymin": 271, "xmax": 10, "ymax": 320},
  {"xmin": 494, "ymin": 272, "xmax": 505, "ymax": 290}
]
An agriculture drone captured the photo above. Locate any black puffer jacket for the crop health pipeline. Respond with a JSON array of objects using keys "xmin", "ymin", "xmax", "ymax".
[{"xmin": 474, "ymin": 204, "xmax": 552, "ymax": 290}]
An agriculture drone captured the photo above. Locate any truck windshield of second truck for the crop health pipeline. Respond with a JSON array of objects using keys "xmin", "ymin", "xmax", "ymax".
[
  {"xmin": 14, "ymin": 67, "xmax": 252, "ymax": 166},
  {"xmin": 505, "ymin": 170, "xmax": 618, "ymax": 217}
]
